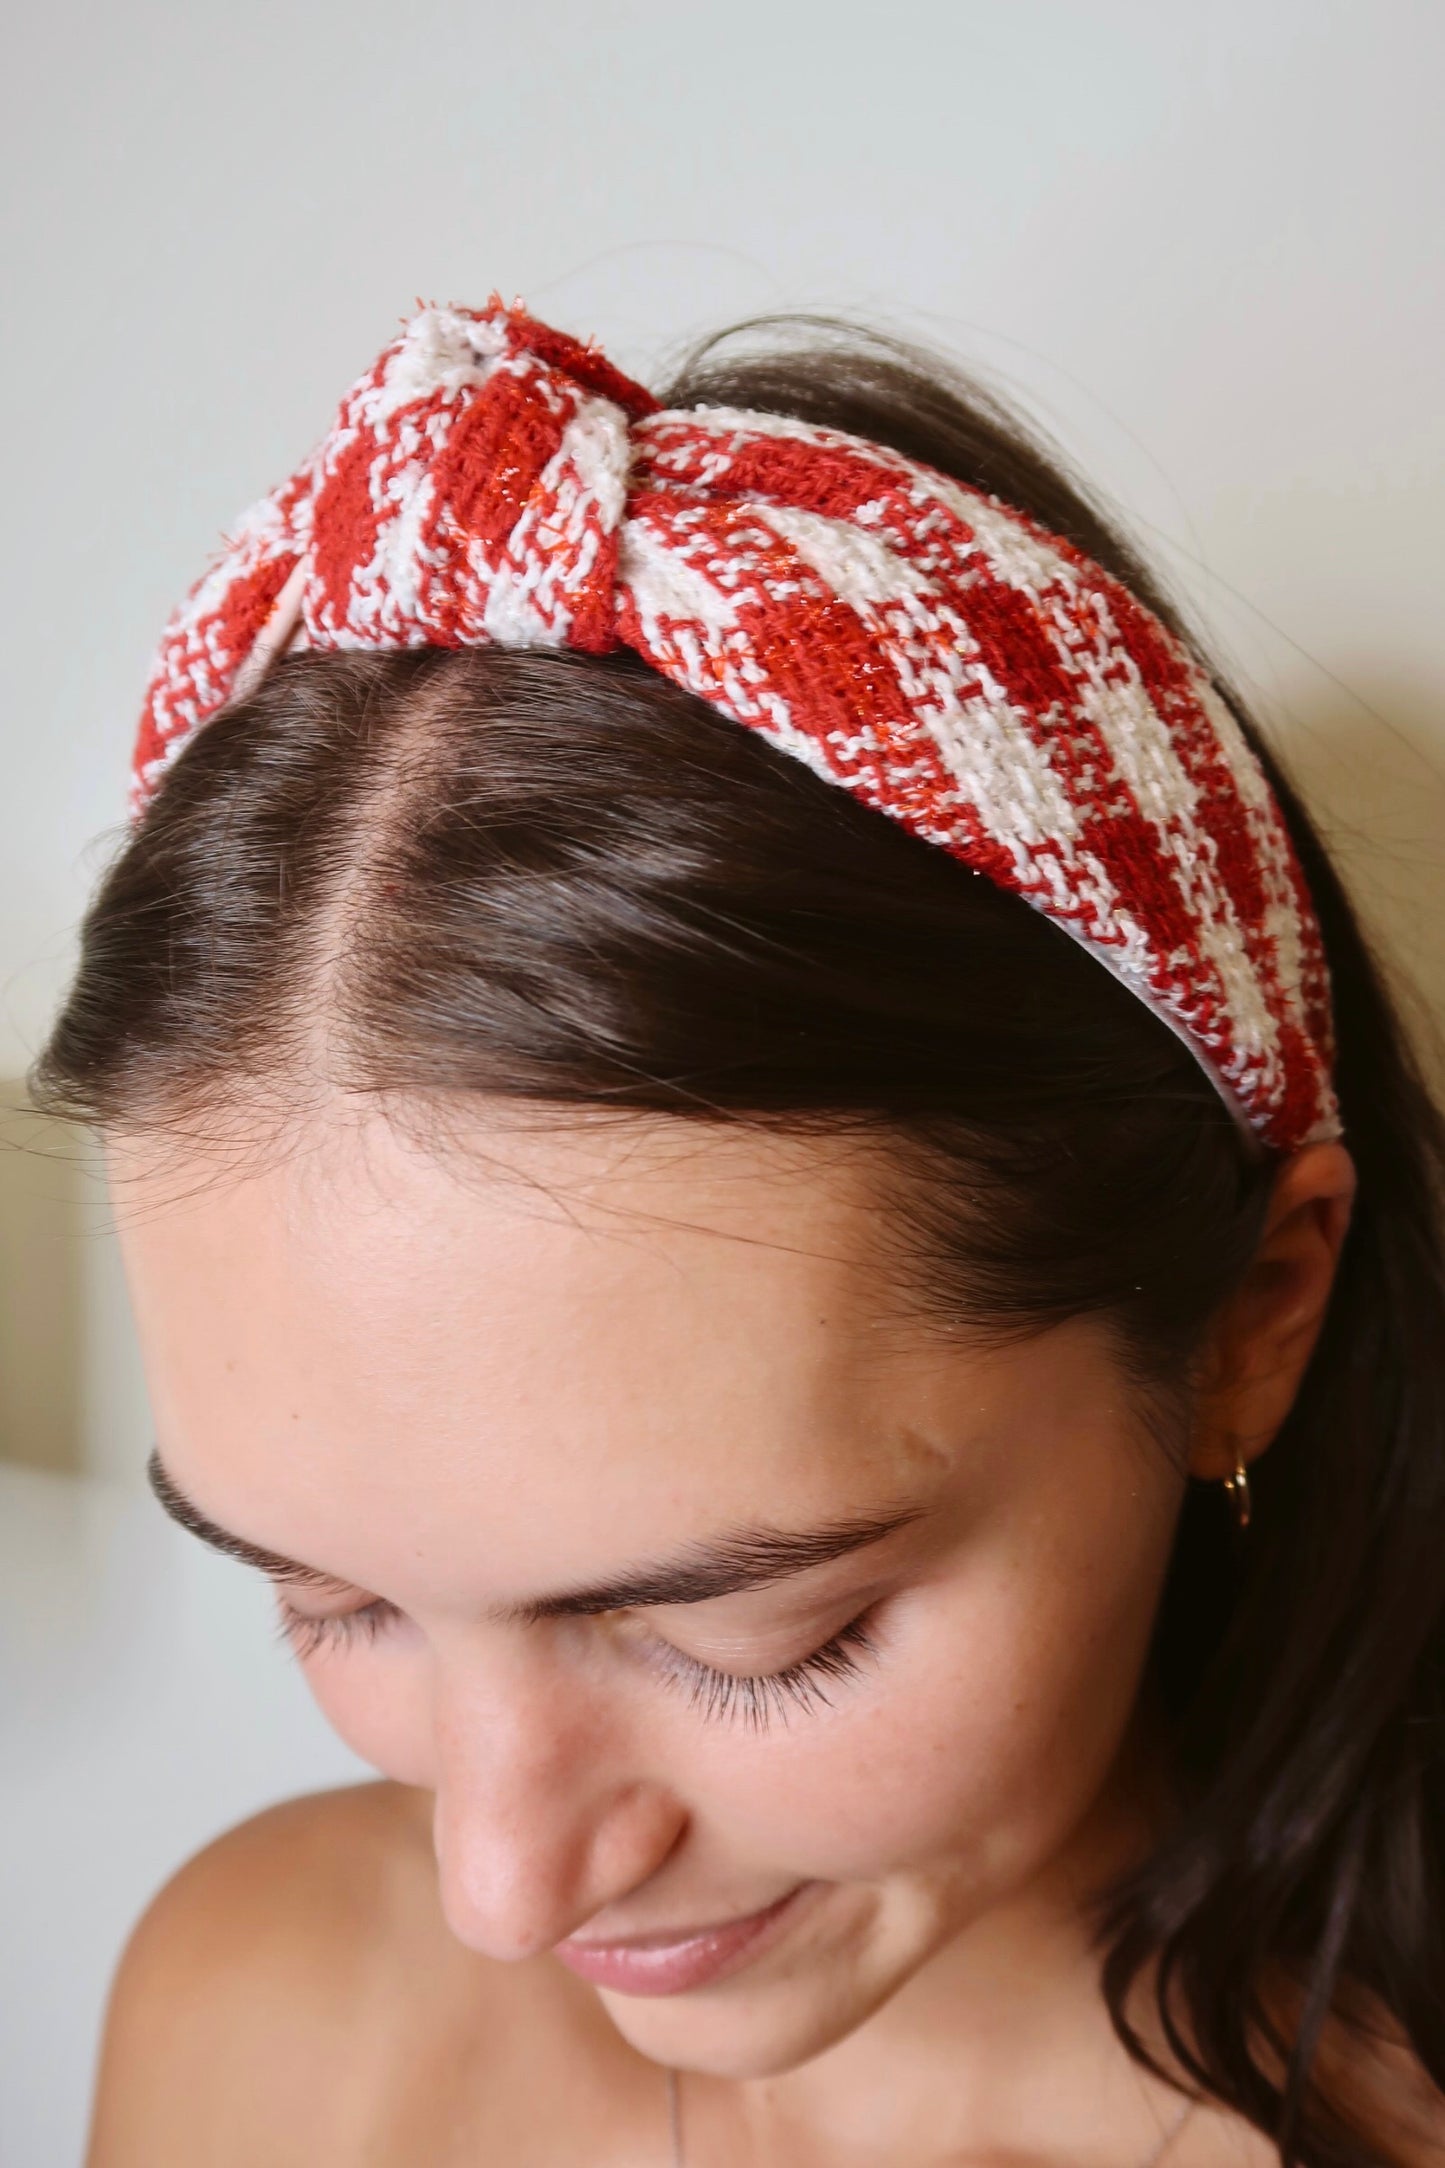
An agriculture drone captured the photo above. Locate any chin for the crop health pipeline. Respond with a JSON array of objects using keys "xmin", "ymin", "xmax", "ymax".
[{"xmin": 598, "ymin": 1959, "xmax": 908, "ymax": 2080}]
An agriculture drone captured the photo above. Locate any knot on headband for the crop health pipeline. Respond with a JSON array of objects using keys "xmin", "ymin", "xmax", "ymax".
[{"xmin": 133, "ymin": 292, "xmax": 1341, "ymax": 1154}]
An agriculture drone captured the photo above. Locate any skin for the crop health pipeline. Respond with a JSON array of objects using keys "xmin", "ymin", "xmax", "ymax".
[{"xmin": 100, "ymin": 1097, "xmax": 1360, "ymax": 2165}]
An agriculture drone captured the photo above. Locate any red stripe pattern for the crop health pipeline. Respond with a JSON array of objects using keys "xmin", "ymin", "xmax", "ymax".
[{"xmin": 131, "ymin": 296, "xmax": 1341, "ymax": 1152}]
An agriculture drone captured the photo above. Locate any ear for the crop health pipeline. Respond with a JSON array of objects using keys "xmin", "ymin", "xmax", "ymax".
[{"xmin": 1187, "ymin": 1141, "xmax": 1358, "ymax": 1482}]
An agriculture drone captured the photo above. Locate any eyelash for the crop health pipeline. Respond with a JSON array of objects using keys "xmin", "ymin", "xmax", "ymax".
[
  {"xmin": 651, "ymin": 1611, "xmax": 878, "ymax": 1733},
  {"xmin": 271, "ymin": 1597, "xmax": 878, "ymax": 1734},
  {"xmin": 271, "ymin": 1596, "xmax": 398, "ymax": 1666}
]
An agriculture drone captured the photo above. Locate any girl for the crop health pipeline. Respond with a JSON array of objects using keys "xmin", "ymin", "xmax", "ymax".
[{"xmin": 40, "ymin": 296, "xmax": 1445, "ymax": 2165}]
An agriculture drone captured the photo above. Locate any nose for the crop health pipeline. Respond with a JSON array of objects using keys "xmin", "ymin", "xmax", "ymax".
[{"xmin": 429, "ymin": 1638, "xmax": 687, "ymax": 1962}]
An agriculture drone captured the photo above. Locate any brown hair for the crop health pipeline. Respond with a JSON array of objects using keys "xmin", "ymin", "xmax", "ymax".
[{"xmin": 33, "ymin": 314, "xmax": 1445, "ymax": 2163}]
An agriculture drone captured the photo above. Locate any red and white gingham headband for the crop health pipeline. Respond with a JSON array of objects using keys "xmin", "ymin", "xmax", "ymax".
[{"xmin": 132, "ymin": 293, "xmax": 1341, "ymax": 1154}]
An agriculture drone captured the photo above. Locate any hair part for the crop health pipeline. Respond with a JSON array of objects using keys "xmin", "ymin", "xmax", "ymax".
[{"xmin": 34, "ymin": 312, "xmax": 1445, "ymax": 2163}]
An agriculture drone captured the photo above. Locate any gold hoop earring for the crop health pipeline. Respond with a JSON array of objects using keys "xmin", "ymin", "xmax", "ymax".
[{"xmin": 1221, "ymin": 1449, "xmax": 1252, "ymax": 1531}]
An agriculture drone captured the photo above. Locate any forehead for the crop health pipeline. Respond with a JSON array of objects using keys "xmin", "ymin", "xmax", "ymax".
[{"xmin": 108, "ymin": 1105, "xmax": 953, "ymax": 1598}]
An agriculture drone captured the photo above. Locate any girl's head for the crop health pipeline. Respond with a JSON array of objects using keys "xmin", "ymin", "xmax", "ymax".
[{"xmin": 35, "ymin": 303, "xmax": 1445, "ymax": 2161}]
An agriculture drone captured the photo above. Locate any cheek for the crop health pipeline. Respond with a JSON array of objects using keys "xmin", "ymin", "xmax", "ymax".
[
  {"xmin": 299, "ymin": 1642, "xmax": 439, "ymax": 1789},
  {"xmin": 690, "ymin": 1534, "xmax": 1166, "ymax": 1887}
]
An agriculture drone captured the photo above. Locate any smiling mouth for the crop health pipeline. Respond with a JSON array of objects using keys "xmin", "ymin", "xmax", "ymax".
[{"xmin": 553, "ymin": 1883, "xmax": 815, "ymax": 1996}]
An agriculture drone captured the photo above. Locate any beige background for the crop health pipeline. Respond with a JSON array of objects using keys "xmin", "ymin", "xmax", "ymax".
[{"xmin": 2, "ymin": 0, "xmax": 1443, "ymax": 1487}]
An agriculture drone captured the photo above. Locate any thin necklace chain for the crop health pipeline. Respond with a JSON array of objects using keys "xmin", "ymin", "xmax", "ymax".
[{"xmin": 664, "ymin": 2067, "xmax": 1197, "ymax": 2168}]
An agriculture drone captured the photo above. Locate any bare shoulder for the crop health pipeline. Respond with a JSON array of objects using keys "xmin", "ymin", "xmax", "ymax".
[
  {"xmin": 87, "ymin": 1779, "xmax": 680, "ymax": 2167},
  {"xmin": 84, "ymin": 1778, "xmax": 451, "ymax": 2168}
]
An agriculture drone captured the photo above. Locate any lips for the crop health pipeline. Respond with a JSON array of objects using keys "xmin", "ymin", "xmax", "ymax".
[{"xmin": 554, "ymin": 1882, "xmax": 813, "ymax": 1996}]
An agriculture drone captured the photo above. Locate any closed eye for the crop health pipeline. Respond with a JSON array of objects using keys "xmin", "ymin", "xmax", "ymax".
[
  {"xmin": 646, "ymin": 1608, "xmax": 878, "ymax": 1732},
  {"xmin": 271, "ymin": 1593, "xmax": 879, "ymax": 1734},
  {"xmin": 272, "ymin": 1594, "xmax": 400, "ymax": 1664}
]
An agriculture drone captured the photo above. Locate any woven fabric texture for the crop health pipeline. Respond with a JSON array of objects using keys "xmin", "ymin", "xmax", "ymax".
[{"xmin": 131, "ymin": 294, "xmax": 1341, "ymax": 1153}]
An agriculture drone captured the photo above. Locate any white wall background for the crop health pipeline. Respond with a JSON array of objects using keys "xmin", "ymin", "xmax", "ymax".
[{"xmin": 0, "ymin": 4, "xmax": 1442, "ymax": 2156}]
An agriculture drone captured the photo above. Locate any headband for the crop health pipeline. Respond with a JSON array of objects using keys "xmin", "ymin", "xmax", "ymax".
[{"xmin": 131, "ymin": 293, "xmax": 1341, "ymax": 1153}]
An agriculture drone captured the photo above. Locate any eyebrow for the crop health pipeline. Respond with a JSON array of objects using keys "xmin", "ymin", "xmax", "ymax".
[
  {"xmin": 148, "ymin": 1450, "xmax": 352, "ymax": 1594},
  {"xmin": 146, "ymin": 1447, "xmax": 927, "ymax": 1620}
]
